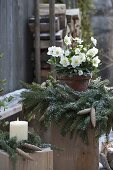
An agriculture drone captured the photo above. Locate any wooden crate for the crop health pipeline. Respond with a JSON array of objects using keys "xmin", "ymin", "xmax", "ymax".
[
  {"xmin": 39, "ymin": 4, "xmax": 67, "ymax": 30},
  {"xmin": 43, "ymin": 124, "xmax": 99, "ymax": 170},
  {"xmin": 0, "ymin": 149, "xmax": 53, "ymax": 170}
]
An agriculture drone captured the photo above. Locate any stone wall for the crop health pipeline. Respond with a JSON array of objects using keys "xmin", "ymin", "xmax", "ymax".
[{"xmin": 91, "ymin": 0, "xmax": 113, "ymax": 85}]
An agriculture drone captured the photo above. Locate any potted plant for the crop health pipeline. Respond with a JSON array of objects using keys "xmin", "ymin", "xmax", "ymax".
[
  {"xmin": 47, "ymin": 35, "xmax": 101, "ymax": 91},
  {"xmin": 21, "ymin": 36, "xmax": 102, "ymax": 170}
]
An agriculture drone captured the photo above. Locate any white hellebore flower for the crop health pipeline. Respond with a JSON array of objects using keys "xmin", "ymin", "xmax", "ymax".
[
  {"xmin": 47, "ymin": 46, "xmax": 56, "ymax": 56},
  {"xmin": 78, "ymin": 70, "xmax": 83, "ymax": 76},
  {"xmin": 91, "ymin": 37, "xmax": 97, "ymax": 46},
  {"xmin": 92, "ymin": 56, "xmax": 100, "ymax": 67},
  {"xmin": 64, "ymin": 49, "xmax": 70, "ymax": 56},
  {"xmin": 54, "ymin": 47, "xmax": 63, "ymax": 57},
  {"xmin": 71, "ymin": 55, "xmax": 81, "ymax": 68},
  {"xmin": 79, "ymin": 53, "xmax": 86, "ymax": 62},
  {"xmin": 60, "ymin": 57, "xmax": 70, "ymax": 67},
  {"xmin": 86, "ymin": 47, "xmax": 98, "ymax": 57},
  {"xmin": 75, "ymin": 48, "xmax": 80, "ymax": 54},
  {"xmin": 64, "ymin": 35, "xmax": 72, "ymax": 45}
]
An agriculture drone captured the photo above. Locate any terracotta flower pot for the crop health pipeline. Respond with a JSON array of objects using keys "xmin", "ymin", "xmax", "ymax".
[{"xmin": 57, "ymin": 75, "xmax": 91, "ymax": 91}]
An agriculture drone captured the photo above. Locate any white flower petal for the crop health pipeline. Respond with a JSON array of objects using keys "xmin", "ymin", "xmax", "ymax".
[
  {"xmin": 64, "ymin": 49, "xmax": 70, "ymax": 56},
  {"xmin": 51, "ymin": 47, "xmax": 64, "ymax": 57},
  {"xmin": 74, "ymin": 37, "xmax": 83, "ymax": 44},
  {"xmin": 71, "ymin": 55, "xmax": 82, "ymax": 68},
  {"xmin": 78, "ymin": 70, "xmax": 83, "ymax": 76},
  {"xmin": 86, "ymin": 47, "xmax": 98, "ymax": 57},
  {"xmin": 60, "ymin": 57, "xmax": 70, "ymax": 67},
  {"xmin": 75, "ymin": 48, "xmax": 80, "ymax": 54},
  {"xmin": 91, "ymin": 37, "xmax": 97, "ymax": 46},
  {"xmin": 47, "ymin": 46, "xmax": 56, "ymax": 56},
  {"xmin": 64, "ymin": 35, "xmax": 72, "ymax": 45},
  {"xmin": 79, "ymin": 53, "xmax": 86, "ymax": 62},
  {"xmin": 92, "ymin": 56, "xmax": 100, "ymax": 67}
]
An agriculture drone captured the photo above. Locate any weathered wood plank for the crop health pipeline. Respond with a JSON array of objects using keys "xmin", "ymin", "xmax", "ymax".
[
  {"xmin": 40, "ymin": 40, "xmax": 63, "ymax": 49},
  {"xmin": 29, "ymin": 15, "xmax": 67, "ymax": 33},
  {"xmin": 40, "ymin": 30, "xmax": 63, "ymax": 40},
  {"xmin": 0, "ymin": 149, "xmax": 53, "ymax": 170},
  {"xmin": 39, "ymin": 4, "xmax": 66, "ymax": 16},
  {"xmin": 49, "ymin": 0, "xmax": 55, "ymax": 47},
  {"xmin": 41, "ymin": 69, "xmax": 50, "ymax": 79},
  {"xmin": 66, "ymin": 8, "xmax": 81, "ymax": 37},
  {"xmin": 40, "ymin": 22, "xmax": 60, "ymax": 33},
  {"xmin": 29, "ymin": 17, "xmax": 60, "ymax": 33},
  {"xmin": 0, "ymin": 104, "xmax": 22, "ymax": 120},
  {"xmin": 0, "ymin": 89, "xmax": 25, "ymax": 120},
  {"xmin": 58, "ymin": 14, "xmax": 67, "ymax": 30},
  {"xmin": 39, "ymin": 16, "xmax": 58, "ymax": 23},
  {"xmin": 0, "ymin": 151, "xmax": 10, "ymax": 170},
  {"xmin": 43, "ymin": 124, "xmax": 99, "ymax": 170},
  {"xmin": 0, "ymin": 0, "xmax": 34, "ymax": 92},
  {"xmin": 35, "ymin": 0, "xmax": 41, "ymax": 83},
  {"xmin": 66, "ymin": 8, "xmax": 81, "ymax": 23}
]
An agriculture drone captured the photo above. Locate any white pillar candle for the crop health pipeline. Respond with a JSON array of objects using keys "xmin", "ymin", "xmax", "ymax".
[{"xmin": 10, "ymin": 118, "xmax": 28, "ymax": 141}]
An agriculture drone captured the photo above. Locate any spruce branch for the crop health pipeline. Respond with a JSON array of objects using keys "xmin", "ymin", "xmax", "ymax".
[{"xmin": 21, "ymin": 77, "xmax": 113, "ymax": 142}]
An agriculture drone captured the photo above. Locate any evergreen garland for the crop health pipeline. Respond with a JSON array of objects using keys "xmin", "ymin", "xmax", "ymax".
[
  {"xmin": 0, "ymin": 131, "xmax": 42, "ymax": 160},
  {"xmin": 21, "ymin": 76, "xmax": 113, "ymax": 142}
]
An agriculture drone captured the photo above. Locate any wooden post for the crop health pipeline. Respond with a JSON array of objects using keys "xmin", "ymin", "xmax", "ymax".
[
  {"xmin": 43, "ymin": 124, "xmax": 99, "ymax": 170},
  {"xmin": 49, "ymin": 0, "xmax": 55, "ymax": 46},
  {"xmin": 49, "ymin": 0, "xmax": 56, "ymax": 76},
  {"xmin": 35, "ymin": 0, "xmax": 41, "ymax": 83}
]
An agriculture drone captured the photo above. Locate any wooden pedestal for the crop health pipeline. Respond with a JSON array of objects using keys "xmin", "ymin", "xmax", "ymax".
[
  {"xmin": 43, "ymin": 125, "xmax": 99, "ymax": 170},
  {"xmin": 0, "ymin": 149, "xmax": 53, "ymax": 170}
]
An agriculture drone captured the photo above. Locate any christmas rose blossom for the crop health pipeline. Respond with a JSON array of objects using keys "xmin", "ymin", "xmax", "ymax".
[
  {"xmin": 79, "ymin": 53, "xmax": 86, "ymax": 62},
  {"xmin": 60, "ymin": 57, "xmax": 70, "ymax": 67},
  {"xmin": 78, "ymin": 70, "xmax": 83, "ymax": 76},
  {"xmin": 47, "ymin": 36, "xmax": 100, "ymax": 76},
  {"xmin": 75, "ymin": 48, "xmax": 81, "ymax": 54},
  {"xmin": 91, "ymin": 37, "xmax": 97, "ymax": 46},
  {"xmin": 71, "ymin": 55, "xmax": 82, "ymax": 68},
  {"xmin": 64, "ymin": 35, "xmax": 72, "ymax": 45},
  {"xmin": 74, "ymin": 37, "xmax": 83, "ymax": 44},
  {"xmin": 64, "ymin": 49, "xmax": 70, "ymax": 56},
  {"xmin": 47, "ymin": 46, "xmax": 56, "ymax": 56},
  {"xmin": 92, "ymin": 56, "xmax": 101, "ymax": 67},
  {"xmin": 86, "ymin": 47, "xmax": 98, "ymax": 57}
]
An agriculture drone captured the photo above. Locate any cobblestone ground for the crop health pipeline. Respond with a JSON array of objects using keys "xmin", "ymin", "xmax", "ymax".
[{"xmin": 92, "ymin": 0, "xmax": 113, "ymax": 85}]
